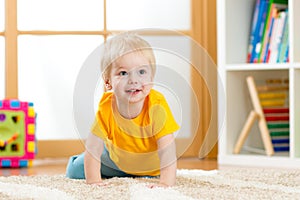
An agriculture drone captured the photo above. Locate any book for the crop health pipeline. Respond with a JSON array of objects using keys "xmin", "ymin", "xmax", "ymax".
[
  {"xmin": 260, "ymin": 4, "xmax": 277, "ymax": 62},
  {"xmin": 251, "ymin": 0, "xmax": 269, "ymax": 63},
  {"xmin": 268, "ymin": 10, "xmax": 287, "ymax": 63},
  {"xmin": 257, "ymin": 0, "xmax": 288, "ymax": 62},
  {"xmin": 284, "ymin": 44, "xmax": 289, "ymax": 62},
  {"xmin": 247, "ymin": 0, "xmax": 262, "ymax": 63},
  {"xmin": 256, "ymin": 0, "xmax": 275, "ymax": 63},
  {"xmin": 277, "ymin": 10, "xmax": 289, "ymax": 63},
  {"xmin": 265, "ymin": 11, "xmax": 279, "ymax": 62}
]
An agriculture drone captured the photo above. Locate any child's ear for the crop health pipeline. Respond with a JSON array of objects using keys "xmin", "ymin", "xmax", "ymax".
[{"xmin": 105, "ymin": 80, "xmax": 112, "ymax": 90}]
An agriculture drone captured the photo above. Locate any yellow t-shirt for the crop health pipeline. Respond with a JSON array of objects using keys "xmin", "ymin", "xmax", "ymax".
[{"xmin": 91, "ymin": 89, "xmax": 180, "ymax": 176}]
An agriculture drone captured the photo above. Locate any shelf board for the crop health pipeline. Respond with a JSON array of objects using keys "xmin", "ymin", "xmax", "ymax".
[
  {"xmin": 218, "ymin": 154, "xmax": 300, "ymax": 168},
  {"xmin": 223, "ymin": 63, "xmax": 291, "ymax": 71},
  {"xmin": 293, "ymin": 64, "xmax": 300, "ymax": 69}
]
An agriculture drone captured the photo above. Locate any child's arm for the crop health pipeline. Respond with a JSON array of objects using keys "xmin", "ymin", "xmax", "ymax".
[
  {"xmin": 84, "ymin": 132, "xmax": 104, "ymax": 184},
  {"xmin": 157, "ymin": 134, "xmax": 177, "ymax": 187}
]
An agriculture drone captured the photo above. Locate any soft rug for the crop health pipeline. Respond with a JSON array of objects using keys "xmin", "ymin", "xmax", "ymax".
[{"xmin": 0, "ymin": 168, "xmax": 299, "ymax": 200}]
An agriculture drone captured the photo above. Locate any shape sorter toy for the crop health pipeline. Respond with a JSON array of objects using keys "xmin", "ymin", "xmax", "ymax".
[{"xmin": 0, "ymin": 99, "xmax": 36, "ymax": 167}]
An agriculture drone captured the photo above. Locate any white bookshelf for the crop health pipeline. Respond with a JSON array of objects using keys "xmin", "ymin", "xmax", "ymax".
[{"xmin": 217, "ymin": 0, "xmax": 300, "ymax": 168}]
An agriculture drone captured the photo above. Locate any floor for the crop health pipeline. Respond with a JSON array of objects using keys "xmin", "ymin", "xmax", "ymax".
[{"xmin": 0, "ymin": 157, "xmax": 218, "ymax": 176}]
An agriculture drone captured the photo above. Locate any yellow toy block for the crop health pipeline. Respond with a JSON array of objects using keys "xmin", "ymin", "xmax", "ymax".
[
  {"xmin": 28, "ymin": 107, "xmax": 35, "ymax": 118},
  {"xmin": 27, "ymin": 141, "xmax": 35, "ymax": 153},
  {"xmin": 27, "ymin": 160, "xmax": 33, "ymax": 167},
  {"xmin": 27, "ymin": 124, "xmax": 35, "ymax": 135}
]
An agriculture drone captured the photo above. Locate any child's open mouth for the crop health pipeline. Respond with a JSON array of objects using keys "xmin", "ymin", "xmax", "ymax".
[{"xmin": 125, "ymin": 89, "xmax": 142, "ymax": 94}]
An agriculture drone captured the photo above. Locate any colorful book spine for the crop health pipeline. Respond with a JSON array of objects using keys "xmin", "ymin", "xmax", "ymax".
[
  {"xmin": 248, "ymin": 0, "xmax": 289, "ymax": 63},
  {"xmin": 247, "ymin": 0, "xmax": 262, "ymax": 63},
  {"xmin": 266, "ymin": 9, "xmax": 280, "ymax": 62},
  {"xmin": 276, "ymin": 9, "xmax": 289, "ymax": 62},
  {"xmin": 257, "ymin": 0, "xmax": 274, "ymax": 62},
  {"xmin": 278, "ymin": 11, "xmax": 289, "ymax": 62},
  {"xmin": 251, "ymin": 0, "xmax": 269, "ymax": 63},
  {"xmin": 268, "ymin": 10, "xmax": 287, "ymax": 63},
  {"xmin": 260, "ymin": 4, "xmax": 277, "ymax": 62},
  {"xmin": 284, "ymin": 44, "xmax": 289, "ymax": 62}
]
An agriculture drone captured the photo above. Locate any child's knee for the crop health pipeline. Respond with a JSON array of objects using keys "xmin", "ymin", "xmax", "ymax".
[{"xmin": 66, "ymin": 154, "xmax": 85, "ymax": 179}]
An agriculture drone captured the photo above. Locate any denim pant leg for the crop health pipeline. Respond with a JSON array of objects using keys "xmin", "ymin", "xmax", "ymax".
[
  {"xmin": 100, "ymin": 147, "xmax": 136, "ymax": 178},
  {"xmin": 66, "ymin": 147, "xmax": 135, "ymax": 179},
  {"xmin": 66, "ymin": 152, "xmax": 85, "ymax": 179}
]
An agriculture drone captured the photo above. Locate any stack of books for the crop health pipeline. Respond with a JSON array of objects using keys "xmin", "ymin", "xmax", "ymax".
[{"xmin": 247, "ymin": 0, "xmax": 289, "ymax": 63}]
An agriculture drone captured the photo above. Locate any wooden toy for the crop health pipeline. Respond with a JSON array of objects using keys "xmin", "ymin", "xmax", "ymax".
[
  {"xmin": 233, "ymin": 76, "xmax": 274, "ymax": 156},
  {"xmin": 234, "ymin": 76, "xmax": 290, "ymax": 155}
]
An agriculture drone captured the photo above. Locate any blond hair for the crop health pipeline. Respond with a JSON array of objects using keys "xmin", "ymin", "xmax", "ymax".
[{"xmin": 101, "ymin": 32, "xmax": 156, "ymax": 81}]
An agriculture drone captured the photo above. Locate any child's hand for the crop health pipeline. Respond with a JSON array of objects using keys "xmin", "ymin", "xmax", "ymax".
[{"xmin": 87, "ymin": 181, "xmax": 108, "ymax": 186}]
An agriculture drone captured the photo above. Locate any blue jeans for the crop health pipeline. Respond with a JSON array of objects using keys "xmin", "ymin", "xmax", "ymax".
[{"xmin": 66, "ymin": 147, "xmax": 150, "ymax": 179}]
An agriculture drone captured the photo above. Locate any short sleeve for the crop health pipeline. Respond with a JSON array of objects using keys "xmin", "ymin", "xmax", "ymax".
[
  {"xmin": 90, "ymin": 112, "xmax": 108, "ymax": 140},
  {"xmin": 90, "ymin": 92, "xmax": 113, "ymax": 140},
  {"xmin": 150, "ymin": 93, "xmax": 180, "ymax": 140}
]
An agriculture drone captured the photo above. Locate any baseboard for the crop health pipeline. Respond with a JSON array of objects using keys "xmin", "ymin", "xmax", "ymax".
[
  {"xmin": 36, "ymin": 140, "xmax": 85, "ymax": 159},
  {"xmin": 35, "ymin": 139, "xmax": 217, "ymax": 159}
]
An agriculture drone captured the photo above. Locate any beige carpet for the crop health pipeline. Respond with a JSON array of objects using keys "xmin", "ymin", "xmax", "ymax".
[{"xmin": 0, "ymin": 168, "xmax": 299, "ymax": 200}]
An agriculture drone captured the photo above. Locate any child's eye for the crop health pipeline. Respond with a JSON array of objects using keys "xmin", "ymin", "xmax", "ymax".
[
  {"xmin": 119, "ymin": 71, "xmax": 128, "ymax": 76},
  {"xmin": 138, "ymin": 69, "xmax": 146, "ymax": 75}
]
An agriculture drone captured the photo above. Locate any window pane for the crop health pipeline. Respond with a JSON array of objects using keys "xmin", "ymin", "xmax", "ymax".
[
  {"xmin": 18, "ymin": 0, "xmax": 104, "ymax": 30},
  {"xmin": 107, "ymin": 0, "xmax": 190, "ymax": 30},
  {"xmin": 0, "ymin": 0, "xmax": 4, "ymax": 31},
  {"xmin": 18, "ymin": 35, "xmax": 104, "ymax": 140},
  {"xmin": 0, "ymin": 37, "xmax": 4, "ymax": 99}
]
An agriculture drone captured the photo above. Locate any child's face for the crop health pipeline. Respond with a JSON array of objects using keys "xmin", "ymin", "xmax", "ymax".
[{"xmin": 109, "ymin": 52, "xmax": 153, "ymax": 104}]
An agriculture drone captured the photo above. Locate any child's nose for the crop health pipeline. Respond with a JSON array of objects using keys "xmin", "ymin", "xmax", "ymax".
[{"xmin": 128, "ymin": 72, "xmax": 139, "ymax": 84}]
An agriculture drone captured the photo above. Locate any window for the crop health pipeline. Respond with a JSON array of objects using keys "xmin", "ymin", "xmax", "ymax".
[
  {"xmin": 18, "ymin": 35, "xmax": 103, "ymax": 139},
  {"xmin": 107, "ymin": 0, "xmax": 190, "ymax": 30},
  {"xmin": 7, "ymin": 0, "xmax": 193, "ymax": 141},
  {"xmin": 18, "ymin": 0, "xmax": 104, "ymax": 31}
]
